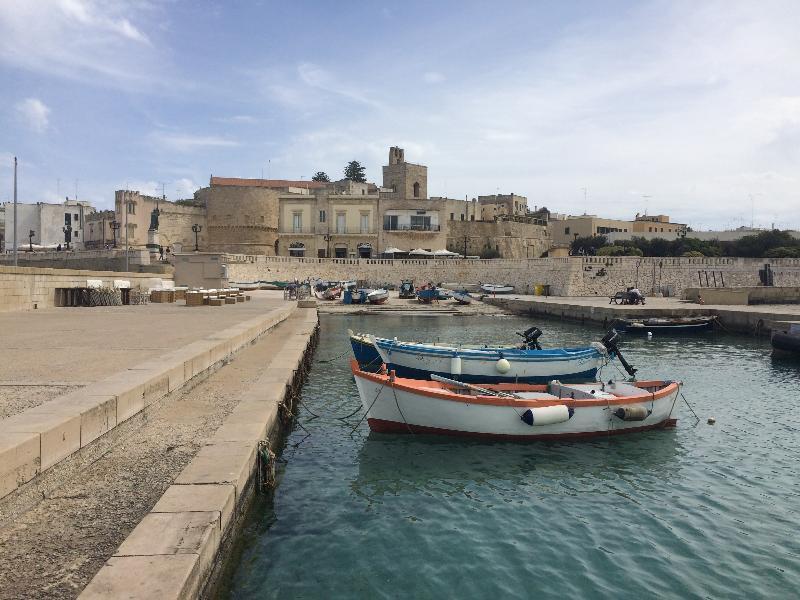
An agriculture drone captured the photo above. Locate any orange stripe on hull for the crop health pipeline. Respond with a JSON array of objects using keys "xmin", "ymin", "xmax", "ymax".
[{"xmin": 367, "ymin": 418, "xmax": 678, "ymax": 440}]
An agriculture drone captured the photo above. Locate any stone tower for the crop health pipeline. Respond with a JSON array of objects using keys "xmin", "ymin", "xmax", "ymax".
[{"xmin": 382, "ymin": 146, "xmax": 427, "ymax": 200}]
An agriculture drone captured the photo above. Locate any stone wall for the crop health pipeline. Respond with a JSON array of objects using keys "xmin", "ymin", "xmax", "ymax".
[
  {"xmin": 0, "ymin": 265, "xmax": 173, "ymax": 312},
  {"xmin": 212, "ymin": 254, "xmax": 800, "ymax": 297},
  {"xmin": 114, "ymin": 191, "xmax": 207, "ymax": 252},
  {"xmin": 0, "ymin": 249, "xmax": 164, "ymax": 272},
  {"xmin": 447, "ymin": 220, "xmax": 551, "ymax": 259}
]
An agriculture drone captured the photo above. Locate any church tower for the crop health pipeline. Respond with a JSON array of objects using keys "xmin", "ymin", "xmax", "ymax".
[{"xmin": 381, "ymin": 146, "xmax": 427, "ymax": 201}]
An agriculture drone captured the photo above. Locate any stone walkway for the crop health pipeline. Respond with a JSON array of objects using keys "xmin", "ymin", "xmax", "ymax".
[
  {"xmin": 0, "ymin": 291, "xmax": 286, "ymax": 416},
  {"xmin": 0, "ymin": 310, "xmax": 308, "ymax": 600}
]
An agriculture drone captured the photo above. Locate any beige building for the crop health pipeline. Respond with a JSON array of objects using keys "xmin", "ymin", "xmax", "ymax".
[
  {"xmin": 477, "ymin": 193, "xmax": 528, "ymax": 221},
  {"xmin": 84, "ymin": 210, "xmax": 116, "ymax": 248},
  {"xmin": 549, "ymin": 213, "xmax": 686, "ymax": 245},
  {"xmin": 114, "ymin": 191, "xmax": 207, "ymax": 252}
]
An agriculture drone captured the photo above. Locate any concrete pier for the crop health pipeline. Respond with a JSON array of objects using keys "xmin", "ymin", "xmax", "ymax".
[
  {"xmin": 484, "ymin": 295, "xmax": 800, "ymax": 334},
  {"xmin": 0, "ymin": 291, "xmax": 318, "ymax": 599}
]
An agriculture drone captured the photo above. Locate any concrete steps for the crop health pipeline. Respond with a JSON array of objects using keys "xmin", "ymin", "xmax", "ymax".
[
  {"xmin": 79, "ymin": 307, "xmax": 319, "ymax": 599},
  {"xmin": 0, "ymin": 304, "xmax": 297, "ymax": 504}
]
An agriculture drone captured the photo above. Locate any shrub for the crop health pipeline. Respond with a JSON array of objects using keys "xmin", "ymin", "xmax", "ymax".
[
  {"xmin": 764, "ymin": 246, "xmax": 800, "ymax": 258},
  {"xmin": 681, "ymin": 250, "xmax": 705, "ymax": 257}
]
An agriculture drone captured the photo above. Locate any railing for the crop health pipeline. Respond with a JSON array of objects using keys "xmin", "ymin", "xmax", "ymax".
[{"xmin": 382, "ymin": 224, "xmax": 441, "ymax": 232}]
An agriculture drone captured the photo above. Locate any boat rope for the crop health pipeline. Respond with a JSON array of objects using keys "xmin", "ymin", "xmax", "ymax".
[
  {"xmin": 681, "ymin": 391, "xmax": 701, "ymax": 424},
  {"xmin": 318, "ymin": 348, "xmax": 352, "ymax": 363},
  {"xmin": 392, "ymin": 384, "xmax": 415, "ymax": 434},
  {"xmin": 349, "ymin": 381, "xmax": 386, "ymax": 434}
]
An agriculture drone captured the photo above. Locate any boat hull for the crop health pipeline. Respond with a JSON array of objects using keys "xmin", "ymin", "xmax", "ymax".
[
  {"xmin": 481, "ymin": 284, "xmax": 514, "ymax": 294},
  {"xmin": 353, "ymin": 368, "xmax": 680, "ymax": 440},
  {"xmin": 615, "ymin": 318, "xmax": 715, "ymax": 334},
  {"xmin": 772, "ymin": 331, "xmax": 800, "ymax": 355},
  {"xmin": 367, "ymin": 289, "xmax": 389, "ymax": 304},
  {"xmin": 452, "ymin": 291, "xmax": 472, "ymax": 304},
  {"xmin": 373, "ymin": 338, "xmax": 606, "ymax": 383}
]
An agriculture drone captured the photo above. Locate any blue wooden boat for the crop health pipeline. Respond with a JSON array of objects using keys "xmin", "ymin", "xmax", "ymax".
[
  {"xmin": 452, "ymin": 290, "xmax": 472, "ymax": 305},
  {"xmin": 398, "ymin": 280, "xmax": 415, "ymax": 299},
  {"xmin": 347, "ymin": 327, "xmax": 635, "ymax": 383}
]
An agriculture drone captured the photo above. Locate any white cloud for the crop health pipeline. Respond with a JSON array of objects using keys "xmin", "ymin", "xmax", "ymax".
[
  {"xmin": 150, "ymin": 131, "xmax": 240, "ymax": 152},
  {"xmin": 0, "ymin": 0, "xmax": 160, "ymax": 88},
  {"xmin": 15, "ymin": 98, "xmax": 51, "ymax": 132},
  {"xmin": 216, "ymin": 115, "xmax": 258, "ymax": 124},
  {"xmin": 423, "ymin": 71, "xmax": 444, "ymax": 84}
]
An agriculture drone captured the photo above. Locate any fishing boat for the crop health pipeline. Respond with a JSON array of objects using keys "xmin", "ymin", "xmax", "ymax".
[
  {"xmin": 771, "ymin": 322, "xmax": 800, "ymax": 357},
  {"xmin": 351, "ymin": 360, "xmax": 680, "ymax": 439},
  {"xmin": 357, "ymin": 326, "xmax": 638, "ymax": 383},
  {"xmin": 367, "ymin": 289, "xmax": 389, "ymax": 304},
  {"xmin": 416, "ymin": 285, "xmax": 450, "ymax": 303},
  {"xmin": 398, "ymin": 280, "xmax": 416, "ymax": 299},
  {"xmin": 480, "ymin": 284, "xmax": 515, "ymax": 294},
  {"xmin": 452, "ymin": 290, "xmax": 473, "ymax": 305},
  {"xmin": 612, "ymin": 316, "xmax": 717, "ymax": 334}
]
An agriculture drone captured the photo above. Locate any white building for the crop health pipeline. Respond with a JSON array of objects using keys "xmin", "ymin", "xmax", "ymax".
[{"xmin": 2, "ymin": 199, "xmax": 95, "ymax": 250}]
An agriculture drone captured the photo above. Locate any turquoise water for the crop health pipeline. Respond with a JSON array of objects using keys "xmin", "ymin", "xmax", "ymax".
[{"xmin": 222, "ymin": 315, "xmax": 800, "ymax": 599}]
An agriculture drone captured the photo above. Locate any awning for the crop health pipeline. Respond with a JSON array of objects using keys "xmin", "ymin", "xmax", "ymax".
[
  {"xmin": 383, "ymin": 247, "xmax": 405, "ymax": 254},
  {"xmin": 409, "ymin": 248, "xmax": 433, "ymax": 256},
  {"xmin": 433, "ymin": 249, "xmax": 460, "ymax": 256}
]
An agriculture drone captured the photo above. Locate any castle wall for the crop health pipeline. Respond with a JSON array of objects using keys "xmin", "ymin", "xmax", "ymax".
[
  {"xmin": 447, "ymin": 220, "xmax": 551, "ymax": 258},
  {"xmin": 196, "ymin": 185, "xmax": 280, "ymax": 255}
]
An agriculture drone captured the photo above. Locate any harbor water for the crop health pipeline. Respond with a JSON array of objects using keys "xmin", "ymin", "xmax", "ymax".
[{"xmin": 221, "ymin": 314, "xmax": 800, "ymax": 599}]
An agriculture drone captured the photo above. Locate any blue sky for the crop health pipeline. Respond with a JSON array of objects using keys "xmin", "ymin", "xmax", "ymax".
[{"xmin": 1, "ymin": 0, "xmax": 799, "ymax": 230}]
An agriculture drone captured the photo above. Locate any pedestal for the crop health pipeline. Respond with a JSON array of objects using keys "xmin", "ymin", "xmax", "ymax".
[{"xmin": 146, "ymin": 229, "xmax": 160, "ymax": 261}]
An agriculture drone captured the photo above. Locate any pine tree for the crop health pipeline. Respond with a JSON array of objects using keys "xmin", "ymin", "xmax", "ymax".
[
  {"xmin": 311, "ymin": 171, "xmax": 330, "ymax": 182},
  {"xmin": 343, "ymin": 160, "xmax": 367, "ymax": 183}
]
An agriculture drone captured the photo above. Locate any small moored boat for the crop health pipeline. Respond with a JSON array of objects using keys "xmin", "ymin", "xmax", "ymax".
[
  {"xmin": 480, "ymin": 284, "xmax": 515, "ymax": 294},
  {"xmin": 398, "ymin": 280, "xmax": 416, "ymax": 299},
  {"xmin": 452, "ymin": 290, "xmax": 473, "ymax": 304},
  {"xmin": 367, "ymin": 289, "xmax": 389, "ymax": 304},
  {"xmin": 612, "ymin": 316, "xmax": 717, "ymax": 334},
  {"xmin": 352, "ymin": 361, "xmax": 680, "ymax": 439},
  {"xmin": 771, "ymin": 322, "xmax": 800, "ymax": 357}
]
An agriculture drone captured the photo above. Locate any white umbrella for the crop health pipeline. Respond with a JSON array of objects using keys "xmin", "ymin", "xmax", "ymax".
[
  {"xmin": 409, "ymin": 248, "xmax": 433, "ymax": 256},
  {"xmin": 433, "ymin": 249, "xmax": 459, "ymax": 257},
  {"xmin": 383, "ymin": 247, "xmax": 405, "ymax": 254}
]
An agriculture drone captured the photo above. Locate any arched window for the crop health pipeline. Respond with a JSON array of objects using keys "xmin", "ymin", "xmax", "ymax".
[{"xmin": 413, "ymin": 182, "xmax": 420, "ymax": 198}]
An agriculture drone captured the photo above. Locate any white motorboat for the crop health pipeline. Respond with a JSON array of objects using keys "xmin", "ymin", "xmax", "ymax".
[
  {"xmin": 367, "ymin": 289, "xmax": 389, "ymax": 304},
  {"xmin": 352, "ymin": 361, "xmax": 681, "ymax": 440}
]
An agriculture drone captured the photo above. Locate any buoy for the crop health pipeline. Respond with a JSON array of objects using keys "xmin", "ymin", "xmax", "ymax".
[
  {"xmin": 450, "ymin": 356, "xmax": 462, "ymax": 375},
  {"xmin": 496, "ymin": 358, "xmax": 511, "ymax": 374},
  {"xmin": 521, "ymin": 405, "xmax": 573, "ymax": 426},
  {"xmin": 707, "ymin": 417, "xmax": 716, "ymax": 425},
  {"xmin": 647, "ymin": 331, "xmax": 653, "ymax": 339},
  {"xmin": 613, "ymin": 406, "xmax": 651, "ymax": 421}
]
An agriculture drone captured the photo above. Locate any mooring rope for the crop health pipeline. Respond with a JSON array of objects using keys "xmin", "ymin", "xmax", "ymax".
[{"xmin": 681, "ymin": 391, "xmax": 701, "ymax": 424}]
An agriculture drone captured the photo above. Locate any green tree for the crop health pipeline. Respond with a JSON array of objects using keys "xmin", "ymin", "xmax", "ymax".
[
  {"xmin": 311, "ymin": 171, "xmax": 330, "ymax": 182},
  {"xmin": 570, "ymin": 235, "xmax": 607, "ymax": 255},
  {"xmin": 344, "ymin": 160, "xmax": 367, "ymax": 183}
]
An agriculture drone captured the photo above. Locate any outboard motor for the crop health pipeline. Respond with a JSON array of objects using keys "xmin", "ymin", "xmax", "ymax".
[
  {"xmin": 601, "ymin": 329, "xmax": 638, "ymax": 378},
  {"xmin": 516, "ymin": 326, "xmax": 543, "ymax": 350}
]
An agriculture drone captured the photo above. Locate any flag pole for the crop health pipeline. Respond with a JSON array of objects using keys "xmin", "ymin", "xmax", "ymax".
[{"xmin": 13, "ymin": 156, "xmax": 18, "ymax": 267}]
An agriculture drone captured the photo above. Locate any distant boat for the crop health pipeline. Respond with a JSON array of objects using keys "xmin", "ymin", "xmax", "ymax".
[
  {"xmin": 416, "ymin": 285, "xmax": 449, "ymax": 303},
  {"xmin": 398, "ymin": 280, "xmax": 415, "ymax": 299},
  {"xmin": 480, "ymin": 284, "xmax": 514, "ymax": 294},
  {"xmin": 367, "ymin": 289, "xmax": 389, "ymax": 304},
  {"xmin": 612, "ymin": 316, "xmax": 716, "ymax": 334},
  {"xmin": 352, "ymin": 361, "xmax": 681, "ymax": 439},
  {"xmin": 452, "ymin": 290, "xmax": 473, "ymax": 304}
]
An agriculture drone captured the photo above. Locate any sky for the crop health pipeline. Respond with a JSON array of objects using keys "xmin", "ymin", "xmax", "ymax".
[{"xmin": 1, "ymin": 0, "xmax": 799, "ymax": 230}]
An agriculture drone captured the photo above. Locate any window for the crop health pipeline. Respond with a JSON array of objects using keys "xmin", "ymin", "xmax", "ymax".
[
  {"xmin": 410, "ymin": 215, "xmax": 431, "ymax": 230},
  {"xmin": 127, "ymin": 202, "xmax": 135, "ymax": 214},
  {"xmin": 470, "ymin": 215, "xmax": 475, "ymax": 221},
  {"xmin": 450, "ymin": 213, "xmax": 454, "ymax": 220},
  {"xmin": 649, "ymin": 227, "xmax": 653, "ymax": 232},
  {"xmin": 413, "ymin": 182, "xmax": 420, "ymax": 197},
  {"xmin": 461, "ymin": 214, "xmax": 465, "ymax": 221},
  {"xmin": 292, "ymin": 212, "xmax": 302, "ymax": 233},
  {"xmin": 336, "ymin": 213, "xmax": 346, "ymax": 234},
  {"xmin": 334, "ymin": 247, "xmax": 347, "ymax": 258},
  {"xmin": 565, "ymin": 227, "xmax": 570, "ymax": 235},
  {"xmin": 73, "ymin": 231, "xmax": 79, "ymax": 239},
  {"xmin": 319, "ymin": 210, "xmax": 326, "ymax": 223},
  {"xmin": 383, "ymin": 215, "xmax": 398, "ymax": 230},
  {"xmin": 360, "ymin": 214, "xmax": 370, "ymax": 233}
]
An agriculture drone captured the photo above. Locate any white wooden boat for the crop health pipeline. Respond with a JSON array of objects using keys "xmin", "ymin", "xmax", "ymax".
[
  {"xmin": 480, "ymin": 284, "xmax": 514, "ymax": 294},
  {"xmin": 452, "ymin": 290, "xmax": 473, "ymax": 304},
  {"xmin": 367, "ymin": 289, "xmax": 389, "ymax": 304},
  {"xmin": 352, "ymin": 361, "xmax": 680, "ymax": 440}
]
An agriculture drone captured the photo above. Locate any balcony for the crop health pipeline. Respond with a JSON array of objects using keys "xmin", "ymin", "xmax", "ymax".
[
  {"xmin": 330, "ymin": 228, "xmax": 376, "ymax": 235},
  {"xmin": 383, "ymin": 224, "xmax": 441, "ymax": 232},
  {"xmin": 281, "ymin": 227, "xmax": 316, "ymax": 234}
]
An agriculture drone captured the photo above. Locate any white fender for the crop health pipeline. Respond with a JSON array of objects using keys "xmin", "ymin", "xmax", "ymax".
[
  {"xmin": 496, "ymin": 358, "xmax": 511, "ymax": 373},
  {"xmin": 450, "ymin": 356, "xmax": 462, "ymax": 375}
]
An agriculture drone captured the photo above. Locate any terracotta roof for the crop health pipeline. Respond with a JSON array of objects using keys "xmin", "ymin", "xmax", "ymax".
[{"xmin": 210, "ymin": 177, "xmax": 328, "ymax": 189}]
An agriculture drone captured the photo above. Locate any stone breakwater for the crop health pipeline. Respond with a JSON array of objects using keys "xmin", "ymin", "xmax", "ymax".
[{"xmin": 212, "ymin": 254, "xmax": 800, "ymax": 298}]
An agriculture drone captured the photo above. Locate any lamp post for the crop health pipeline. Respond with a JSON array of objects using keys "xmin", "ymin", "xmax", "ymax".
[
  {"xmin": 192, "ymin": 224, "xmax": 202, "ymax": 251},
  {"xmin": 110, "ymin": 220, "xmax": 120, "ymax": 248},
  {"xmin": 28, "ymin": 229, "xmax": 34, "ymax": 252},
  {"xmin": 62, "ymin": 224, "xmax": 72, "ymax": 250},
  {"xmin": 323, "ymin": 233, "xmax": 331, "ymax": 258}
]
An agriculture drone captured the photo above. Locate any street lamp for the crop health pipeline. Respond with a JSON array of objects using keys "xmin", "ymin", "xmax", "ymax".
[
  {"xmin": 110, "ymin": 220, "xmax": 120, "ymax": 248},
  {"xmin": 62, "ymin": 224, "xmax": 72, "ymax": 250},
  {"xmin": 323, "ymin": 233, "xmax": 331, "ymax": 258},
  {"xmin": 28, "ymin": 229, "xmax": 35, "ymax": 252},
  {"xmin": 192, "ymin": 224, "xmax": 202, "ymax": 251}
]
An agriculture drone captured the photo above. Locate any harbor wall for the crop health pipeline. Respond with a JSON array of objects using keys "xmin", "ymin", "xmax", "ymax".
[
  {"xmin": 0, "ymin": 265, "xmax": 174, "ymax": 312},
  {"xmin": 183, "ymin": 254, "xmax": 800, "ymax": 298},
  {"xmin": 0, "ymin": 249, "xmax": 170, "ymax": 273}
]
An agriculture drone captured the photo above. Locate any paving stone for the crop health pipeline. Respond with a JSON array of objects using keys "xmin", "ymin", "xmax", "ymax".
[
  {"xmin": 0, "ymin": 431, "xmax": 41, "ymax": 498},
  {"xmin": 153, "ymin": 484, "xmax": 236, "ymax": 532},
  {"xmin": 79, "ymin": 554, "xmax": 202, "ymax": 600}
]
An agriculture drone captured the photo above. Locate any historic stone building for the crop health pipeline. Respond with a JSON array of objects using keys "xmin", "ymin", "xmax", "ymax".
[
  {"xmin": 113, "ymin": 191, "xmax": 207, "ymax": 252},
  {"xmin": 3, "ymin": 199, "xmax": 95, "ymax": 250},
  {"xmin": 84, "ymin": 210, "xmax": 116, "ymax": 248}
]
